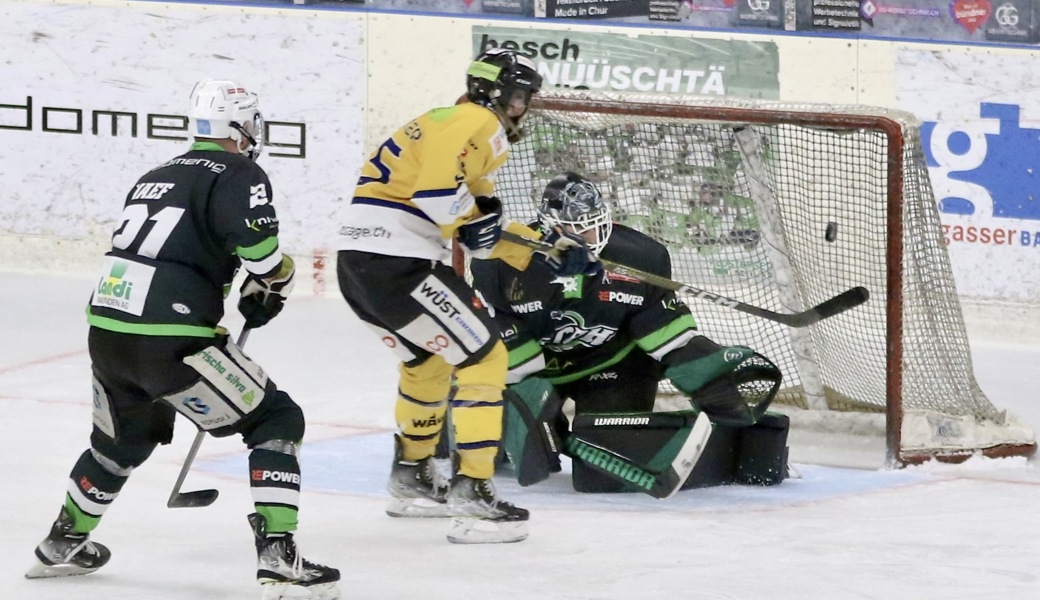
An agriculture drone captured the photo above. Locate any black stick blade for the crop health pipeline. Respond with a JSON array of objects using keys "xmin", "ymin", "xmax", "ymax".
[
  {"xmin": 167, "ymin": 489, "xmax": 219, "ymax": 508},
  {"xmin": 813, "ymin": 286, "xmax": 870, "ymax": 320}
]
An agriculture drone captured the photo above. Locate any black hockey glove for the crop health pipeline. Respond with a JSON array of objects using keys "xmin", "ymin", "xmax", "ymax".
[
  {"xmin": 541, "ymin": 227, "xmax": 603, "ymax": 277},
  {"xmin": 457, "ymin": 196, "xmax": 503, "ymax": 257},
  {"xmin": 238, "ymin": 255, "xmax": 295, "ymax": 329}
]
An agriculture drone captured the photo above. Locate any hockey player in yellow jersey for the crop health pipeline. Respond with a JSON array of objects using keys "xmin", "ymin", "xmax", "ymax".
[{"xmin": 336, "ymin": 48, "xmax": 602, "ymax": 543}]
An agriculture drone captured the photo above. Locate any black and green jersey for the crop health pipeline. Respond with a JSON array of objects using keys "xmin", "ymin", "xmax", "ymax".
[
  {"xmin": 470, "ymin": 224, "xmax": 697, "ymax": 384},
  {"xmin": 87, "ymin": 142, "xmax": 283, "ymax": 338}
]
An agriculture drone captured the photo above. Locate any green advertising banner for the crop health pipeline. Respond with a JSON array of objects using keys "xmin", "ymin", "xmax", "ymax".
[{"xmin": 474, "ymin": 25, "xmax": 779, "ymax": 98}]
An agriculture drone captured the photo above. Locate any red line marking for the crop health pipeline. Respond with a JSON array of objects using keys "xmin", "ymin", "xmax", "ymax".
[{"xmin": 0, "ymin": 348, "xmax": 86, "ymax": 376}]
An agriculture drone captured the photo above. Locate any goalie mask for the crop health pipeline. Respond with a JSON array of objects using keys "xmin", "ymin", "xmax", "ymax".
[
  {"xmin": 538, "ymin": 172, "xmax": 613, "ymax": 255},
  {"xmin": 466, "ymin": 48, "xmax": 542, "ymax": 143},
  {"xmin": 187, "ymin": 79, "xmax": 265, "ymax": 161}
]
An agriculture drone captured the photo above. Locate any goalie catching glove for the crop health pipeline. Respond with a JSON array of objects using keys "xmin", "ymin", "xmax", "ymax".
[
  {"xmin": 457, "ymin": 196, "xmax": 503, "ymax": 259},
  {"xmin": 238, "ymin": 255, "xmax": 295, "ymax": 329},
  {"xmin": 663, "ymin": 336, "xmax": 782, "ymax": 427},
  {"xmin": 540, "ymin": 227, "xmax": 603, "ymax": 277}
]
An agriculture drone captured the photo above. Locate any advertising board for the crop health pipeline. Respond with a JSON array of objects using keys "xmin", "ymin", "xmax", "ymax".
[
  {"xmin": 0, "ymin": 1, "xmax": 365, "ymax": 260},
  {"xmin": 897, "ymin": 48, "xmax": 1040, "ymax": 299}
]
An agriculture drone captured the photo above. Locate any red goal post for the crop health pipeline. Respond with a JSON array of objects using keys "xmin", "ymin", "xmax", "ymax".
[{"xmin": 482, "ymin": 90, "xmax": 1035, "ymax": 467}]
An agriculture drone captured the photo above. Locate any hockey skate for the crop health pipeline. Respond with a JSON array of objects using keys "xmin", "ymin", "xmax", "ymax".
[
  {"xmin": 25, "ymin": 506, "xmax": 112, "ymax": 579},
  {"xmin": 445, "ymin": 474, "xmax": 529, "ymax": 544},
  {"xmin": 386, "ymin": 434, "xmax": 450, "ymax": 518},
  {"xmin": 249, "ymin": 513, "xmax": 340, "ymax": 600}
]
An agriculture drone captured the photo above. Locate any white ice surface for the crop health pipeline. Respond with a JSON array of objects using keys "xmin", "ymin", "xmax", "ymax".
[{"xmin": 2, "ymin": 272, "xmax": 1039, "ymax": 599}]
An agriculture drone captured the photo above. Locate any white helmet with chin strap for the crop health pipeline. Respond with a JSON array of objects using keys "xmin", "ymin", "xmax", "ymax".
[
  {"xmin": 187, "ymin": 79, "xmax": 265, "ymax": 161},
  {"xmin": 538, "ymin": 172, "xmax": 613, "ymax": 255}
]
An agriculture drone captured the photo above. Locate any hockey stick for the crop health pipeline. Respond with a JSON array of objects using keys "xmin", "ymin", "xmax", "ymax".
[
  {"xmin": 167, "ymin": 328, "xmax": 251, "ymax": 508},
  {"xmin": 501, "ymin": 230, "xmax": 869, "ymax": 328}
]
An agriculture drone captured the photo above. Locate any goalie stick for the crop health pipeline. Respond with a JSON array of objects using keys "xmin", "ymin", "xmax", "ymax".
[
  {"xmin": 166, "ymin": 328, "xmax": 251, "ymax": 509},
  {"xmin": 500, "ymin": 230, "xmax": 869, "ymax": 328}
]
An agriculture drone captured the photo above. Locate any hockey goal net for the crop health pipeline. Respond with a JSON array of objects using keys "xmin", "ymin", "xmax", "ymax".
[{"xmin": 491, "ymin": 90, "xmax": 1036, "ymax": 467}]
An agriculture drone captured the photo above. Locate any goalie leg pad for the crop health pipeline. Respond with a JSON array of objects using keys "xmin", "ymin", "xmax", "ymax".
[
  {"xmin": 681, "ymin": 412, "xmax": 791, "ymax": 489},
  {"xmin": 568, "ymin": 411, "xmax": 712, "ymax": 499},
  {"xmin": 735, "ymin": 412, "xmax": 790, "ymax": 486},
  {"xmin": 501, "ymin": 378, "xmax": 565, "ymax": 487}
]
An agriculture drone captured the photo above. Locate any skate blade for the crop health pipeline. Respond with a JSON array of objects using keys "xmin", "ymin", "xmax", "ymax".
[
  {"xmin": 447, "ymin": 517, "xmax": 529, "ymax": 544},
  {"xmin": 385, "ymin": 497, "xmax": 451, "ymax": 518},
  {"xmin": 25, "ymin": 558, "xmax": 100, "ymax": 579},
  {"xmin": 260, "ymin": 581, "xmax": 340, "ymax": 600}
]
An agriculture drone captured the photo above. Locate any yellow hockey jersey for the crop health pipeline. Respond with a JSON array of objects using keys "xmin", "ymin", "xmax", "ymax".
[{"xmin": 337, "ymin": 102, "xmax": 537, "ymax": 270}]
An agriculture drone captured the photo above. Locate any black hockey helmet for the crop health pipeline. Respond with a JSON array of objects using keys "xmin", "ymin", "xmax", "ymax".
[
  {"xmin": 466, "ymin": 48, "xmax": 543, "ymax": 142},
  {"xmin": 538, "ymin": 172, "xmax": 613, "ymax": 255}
]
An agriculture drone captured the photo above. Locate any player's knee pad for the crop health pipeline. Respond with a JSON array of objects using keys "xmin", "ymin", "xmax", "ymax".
[
  {"xmin": 455, "ymin": 339, "xmax": 507, "ymax": 390},
  {"xmin": 452, "ymin": 340, "xmax": 507, "ymax": 441},
  {"xmin": 399, "ymin": 356, "xmax": 455, "ymax": 401},
  {"xmin": 162, "ymin": 339, "xmax": 274, "ymax": 433},
  {"xmin": 241, "ymin": 390, "xmax": 306, "ymax": 447},
  {"xmin": 88, "ymin": 433, "xmax": 158, "ymax": 471},
  {"xmin": 253, "ymin": 439, "xmax": 301, "ymax": 457},
  {"xmin": 501, "ymin": 378, "xmax": 565, "ymax": 486}
]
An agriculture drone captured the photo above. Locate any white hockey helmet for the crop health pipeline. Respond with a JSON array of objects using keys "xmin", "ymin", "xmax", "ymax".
[
  {"xmin": 538, "ymin": 172, "xmax": 613, "ymax": 255},
  {"xmin": 187, "ymin": 79, "xmax": 265, "ymax": 161}
]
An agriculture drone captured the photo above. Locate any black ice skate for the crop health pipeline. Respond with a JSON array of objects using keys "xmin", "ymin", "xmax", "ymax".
[
  {"xmin": 249, "ymin": 513, "xmax": 340, "ymax": 600},
  {"xmin": 386, "ymin": 434, "xmax": 450, "ymax": 518},
  {"xmin": 445, "ymin": 474, "xmax": 529, "ymax": 544},
  {"xmin": 25, "ymin": 506, "xmax": 112, "ymax": 579}
]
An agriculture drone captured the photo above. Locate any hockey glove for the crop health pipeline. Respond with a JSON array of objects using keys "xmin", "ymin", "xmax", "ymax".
[
  {"xmin": 238, "ymin": 255, "xmax": 295, "ymax": 329},
  {"xmin": 541, "ymin": 227, "xmax": 603, "ymax": 277},
  {"xmin": 457, "ymin": 196, "xmax": 503, "ymax": 257}
]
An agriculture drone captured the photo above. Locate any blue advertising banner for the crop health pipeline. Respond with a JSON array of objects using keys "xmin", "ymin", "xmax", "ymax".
[
  {"xmin": 897, "ymin": 48, "xmax": 1040, "ymax": 299},
  {"xmin": 922, "ymin": 102, "xmax": 1040, "ymax": 221}
]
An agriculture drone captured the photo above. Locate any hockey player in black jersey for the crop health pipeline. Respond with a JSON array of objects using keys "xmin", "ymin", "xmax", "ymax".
[
  {"xmin": 469, "ymin": 172, "xmax": 790, "ymax": 498},
  {"xmin": 25, "ymin": 80, "xmax": 340, "ymax": 600}
]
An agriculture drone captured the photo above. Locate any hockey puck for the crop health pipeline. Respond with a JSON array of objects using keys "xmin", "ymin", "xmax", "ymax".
[{"xmin": 825, "ymin": 221, "xmax": 838, "ymax": 242}]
